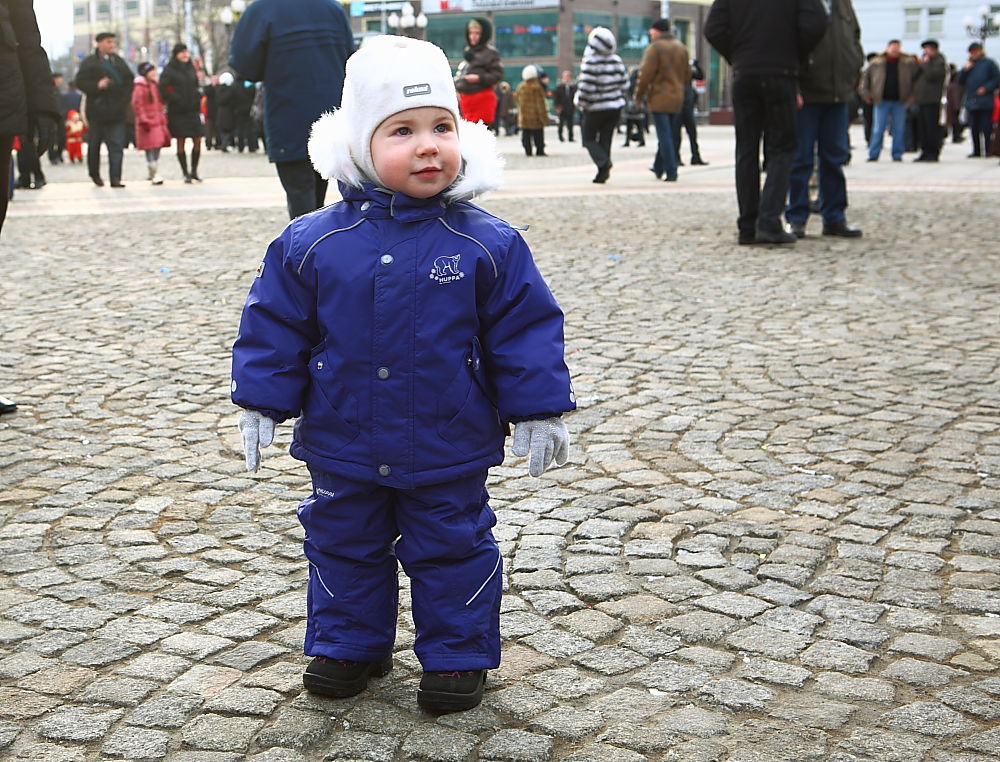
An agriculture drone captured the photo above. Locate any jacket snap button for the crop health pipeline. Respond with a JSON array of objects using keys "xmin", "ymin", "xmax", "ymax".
[
  {"xmin": 378, "ymin": 464, "xmax": 391, "ymax": 477},
  {"xmin": 381, "ymin": 254, "xmax": 394, "ymax": 265},
  {"xmin": 377, "ymin": 367, "xmax": 390, "ymax": 379},
  {"xmin": 316, "ymin": 361, "xmax": 324, "ymax": 370}
]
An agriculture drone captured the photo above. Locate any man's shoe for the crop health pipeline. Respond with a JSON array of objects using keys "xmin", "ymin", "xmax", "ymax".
[
  {"xmin": 866, "ymin": 156, "xmax": 878, "ymax": 162},
  {"xmin": 913, "ymin": 154, "xmax": 928, "ymax": 162},
  {"xmin": 789, "ymin": 221, "xmax": 806, "ymax": 238},
  {"xmin": 738, "ymin": 233, "xmax": 756, "ymax": 246},
  {"xmin": 0, "ymin": 395, "xmax": 17, "ymax": 415},
  {"xmin": 892, "ymin": 156, "xmax": 902, "ymax": 162},
  {"xmin": 110, "ymin": 182, "xmax": 126, "ymax": 188},
  {"xmin": 302, "ymin": 655, "xmax": 392, "ymax": 698},
  {"xmin": 690, "ymin": 158, "xmax": 709, "ymax": 165},
  {"xmin": 649, "ymin": 166, "xmax": 662, "ymax": 180},
  {"xmin": 754, "ymin": 228, "xmax": 797, "ymax": 244},
  {"xmin": 417, "ymin": 670, "xmax": 486, "ymax": 713},
  {"xmin": 822, "ymin": 220, "xmax": 862, "ymax": 238},
  {"xmin": 664, "ymin": 175, "xmax": 677, "ymax": 182},
  {"xmin": 967, "ymin": 153, "xmax": 981, "ymax": 158},
  {"xmin": 593, "ymin": 163, "xmax": 611, "ymax": 183},
  {"xmin": 91, "ymin": 176, "xmax": 105, "ymax": 187}
]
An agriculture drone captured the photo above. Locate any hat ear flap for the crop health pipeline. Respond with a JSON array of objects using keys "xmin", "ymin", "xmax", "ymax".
[
  {"xmin": 309, "ymin": 108, "xmax": 365, "ymax": 188},
  {"xmin": 446, "ymin": 119, "xmax": 504, "ymax": 201}
]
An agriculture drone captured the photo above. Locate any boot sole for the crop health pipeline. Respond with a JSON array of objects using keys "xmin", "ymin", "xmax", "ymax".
[
  {"xmin": 302, "ymin": 656, "xmax": 393, "ymax": 698},
  {"xmin": 416, "ymin": 672, "xmax": 486, "ymax": 713}
]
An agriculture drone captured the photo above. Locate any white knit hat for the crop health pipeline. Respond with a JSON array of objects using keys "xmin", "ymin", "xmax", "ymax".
[
  {"xmin": 521, "ymin": 64, "xmax": 538, "ymax": 80},
  {"xmin": 309, "ymin": 36, "xmax": 459, "ymax": 187}
]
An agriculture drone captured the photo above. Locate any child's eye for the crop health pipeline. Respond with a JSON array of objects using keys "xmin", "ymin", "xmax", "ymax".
[
  {"xmin": 434, "ymin": 123, "xmax": 453, "ymax": 133},
  {"xmin": 394, "ymin": 126, "xmax": 412, "ymax": 136}
]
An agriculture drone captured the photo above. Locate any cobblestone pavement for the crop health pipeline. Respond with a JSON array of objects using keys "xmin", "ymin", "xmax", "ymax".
[{"xmin": 2, "ymin": 131, "xmax": 1000, "ymax": 761}]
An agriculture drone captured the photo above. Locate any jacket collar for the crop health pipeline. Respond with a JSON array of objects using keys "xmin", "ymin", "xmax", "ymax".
[{"xmin": 340, "ymin": 183, "xmax": 450, "ymax": 223}]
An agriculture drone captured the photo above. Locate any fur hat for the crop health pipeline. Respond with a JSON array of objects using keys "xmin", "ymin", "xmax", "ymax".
[
  {"xmin": 587, "ymin": 27, "xmax": 617, "ymax": 56},
  {"xmin": 521, "ymin": 64, "xmax": 538, "ymax": 80},
  {"xmin": 309, "ymin": 35, "xmax": 503, "ymax": 200}
]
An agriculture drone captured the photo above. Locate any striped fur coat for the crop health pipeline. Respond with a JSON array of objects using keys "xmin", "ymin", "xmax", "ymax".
[{"xmin": 574, "ymin": 27, "xmax": 628, "ymax": 113}]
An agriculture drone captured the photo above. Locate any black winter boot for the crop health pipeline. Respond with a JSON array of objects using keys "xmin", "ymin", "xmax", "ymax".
[
  {"xmin": 177, "ymin": 151, "xmax": 191, "ymax": 183},
  {"xmin": 302, "ymin": 656, "xmax": 393, "ymax": 698},
  {"xmin": 417, "ymin": 670, "xmax": 486, "ymax": 713},
  {"xmin": 190, "ymin": 148, "xmax": 202, "ymax": 182}
]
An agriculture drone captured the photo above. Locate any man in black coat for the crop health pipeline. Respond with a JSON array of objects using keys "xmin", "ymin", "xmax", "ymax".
[
  {"xmin": 705, "ymin": 0, "xmax": 828, "ymax": 245},
  {"xmin": 785, "ymin": 0, "xmax": 864, "ymax": 238},
  {"xmin": 553, "ymin": 70, "xmax": 577, "ymax": 142},
  {"xmin": 75, "ymin": 31, "xmax": 134, "ymax": 187},
  {"xmin": 1, "ymin": 0, "xmax": 61, "ymax": 414}
]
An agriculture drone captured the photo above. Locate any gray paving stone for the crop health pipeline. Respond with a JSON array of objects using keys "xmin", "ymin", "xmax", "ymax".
[
  {"xmin": 35, "ymin": 706, "xmax": 125, "ymax": 742},
  {"xmin": 323, "ymin": 730, "xmax": 400, "ymax": 761},
  {"xmin": 400, "ymin": 725, "xmax": 479, "ymax": 761},
  {"xmin": 182, "ymin": 714, "xmax": 266, "ymax": 751},
  {"xmin": 127, "ymin": 693, "xmax": 204, "ymax": 728},
  {"xmin": 101, "ymin": 727, "xmax": 171, "ymax": 759},
  {"xmin": 800, "ymin": 640, "xmax": 877, "ymax": 673},
  {"xmin": 255, "ymin": 707, "xmax": 333, "ymax": 749},
  {"xmin": 878, "ymin": 701, "xmax": 979, "ymax": 738},
  {"xmin": 880, "ymin": 657, "xmax": 968, "ymax": 686}
]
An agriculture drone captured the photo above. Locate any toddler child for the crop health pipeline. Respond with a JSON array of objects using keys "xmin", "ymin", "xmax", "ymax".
[
  {"xmin": 231, "ymin": 35, "xmax": 575, "ymax": 713},
  {"xmin": 65, "ymin": 109, "xmax": 86, "ymax": 163}
]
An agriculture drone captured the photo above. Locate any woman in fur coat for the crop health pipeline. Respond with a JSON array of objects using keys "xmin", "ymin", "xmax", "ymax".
[{"xmin": 514, "ymin": 65, "xmax": 548, "ymax": 156}]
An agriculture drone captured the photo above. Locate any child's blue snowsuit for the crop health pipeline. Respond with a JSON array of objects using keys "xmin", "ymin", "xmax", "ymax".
[{"xmin": 232, "ymin": 182, "xmax": 575, "ymax": 669}]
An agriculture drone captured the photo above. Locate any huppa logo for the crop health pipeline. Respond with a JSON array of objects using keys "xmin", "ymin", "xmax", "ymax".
[{"xmin": 429, "ymin": 253, "xmax": 464, "ymax": 283}]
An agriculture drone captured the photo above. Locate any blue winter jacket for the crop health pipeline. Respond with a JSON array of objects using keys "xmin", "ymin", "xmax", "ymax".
[
  {"xmin": 231, "ymin": 184, "xmax": 576, "ymax": 489},
  {"xmin": 958, "ymin": 56, "xmax": 1000, "ymax": 112},
  {"xmin": 228, "ymin": 0, "xmax": 354, "ymax": 163}
]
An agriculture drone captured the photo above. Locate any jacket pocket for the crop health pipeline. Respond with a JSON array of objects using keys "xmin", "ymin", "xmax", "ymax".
[
  {"xmin": 438, "ymin": 337, "xmax": 502, "ymax": 447},
  {"xmin": 301, "ymin": 348, "xmax": 361, "ymax": 454}
]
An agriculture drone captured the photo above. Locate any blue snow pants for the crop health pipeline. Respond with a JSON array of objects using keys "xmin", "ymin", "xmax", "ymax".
[{"xmin": 298, "ymin": 467, "xmax": 503, "ymax": 671}]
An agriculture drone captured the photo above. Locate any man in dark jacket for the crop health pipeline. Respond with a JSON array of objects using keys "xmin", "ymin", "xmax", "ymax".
[
  {"xmin": 785, "ymin": 0, "xmax": 864, "ymax": 238},
  {"xmin": 1, "ymin": 0, "xmax": 61, "ymax": 413},
  {"xmin": 229, "ymin": 0, "xmax": 354, "ymax": 218},
  {"xmin": 75, "ymin": 32, "xmax": 134, "ymax": 187},
  {"xmin": 705, "ymin": 0, "xmax": 828, "ymax": 245},
  {"xmin": 958, "ymin": 43, "xmax": 1000, "ymax": 158},
  {"xmin": 553, "ymin": 70, "xmax": 577, "ymax": 142},
  {"xmin": 913, "ymin": 39, "xmax": 947, "ymax": 162},
  {"xmin": 861, "ymin": 40, "xmax": 920, "ymax": 162}
]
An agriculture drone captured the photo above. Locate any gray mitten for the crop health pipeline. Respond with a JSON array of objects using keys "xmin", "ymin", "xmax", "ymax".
[
  {"xmin": 238, "ymin": 410, "xmax": 276, "ymax": 472},
  {"xmin": 512, "ymin": 417, "xmax": 570, "ymax": 477}
]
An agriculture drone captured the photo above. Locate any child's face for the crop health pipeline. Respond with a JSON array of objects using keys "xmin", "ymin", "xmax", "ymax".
[{"xmin": 370, "ymin": 107, "xmax": 461, "ymax": 199}]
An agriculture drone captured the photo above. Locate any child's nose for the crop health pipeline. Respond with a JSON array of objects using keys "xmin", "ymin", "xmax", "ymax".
[{"xmin": 416, "ymin": 133, "xmax": 439, "ymax": 154}]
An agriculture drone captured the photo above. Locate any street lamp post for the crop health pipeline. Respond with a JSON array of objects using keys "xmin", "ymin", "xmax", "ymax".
[
  {"xmin": 964, "ymin": 4, "xmax": 1000, "ymax": 45},
  {"xmin": 387, "ymin": 2, "xmax": 428, "ymax": 38},
  {"xmin": 219, "ymin": 0, "xmax": 247, "ymax": 66}
]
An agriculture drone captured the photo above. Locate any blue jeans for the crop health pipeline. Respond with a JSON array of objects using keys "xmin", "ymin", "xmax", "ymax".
[
  {"xmin": 650, "ymin": 111, "xmax": 680, "ymax": 180},
  {"xmin": 786, "ymin": 102, "xmax": 850, "ymax": 226},
  {"xmin": 868, "ymin": 100, "xmax": 907, "ymax": 160}
]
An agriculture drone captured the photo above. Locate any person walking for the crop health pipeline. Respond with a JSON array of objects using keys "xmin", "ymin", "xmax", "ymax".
[
  {"xmin": 861, "ymin": 40, "xmax": 920, "ymax": 162},
  {"xmin": 515, "ymin": 65, "xmax": 548, "ymax": 156},
  {"xmin": 945, "ymin": 63, "xmax": 965, "ymax": 144},
  {"xmin": 576, "ymin": 27, "xmax": 628, "ymax": 184},
  {"xmin": 705, "ymin": 0, "xmax": 828, "ymax": 245},
  {"xmin": 958, "ymin": 42, "xmax": 1000, "ymax": 158},
  {"xmin": 454, "ymin": 18, "xmax": 504, "ymax": 126},
  {"xmin": 75, "ymin": 31, "xmax": 133, "ymax": 187},
  {"xmin": 785, "ymin": 0, "xmax": 864, "ymax": 239},
  {"xmin": 634, "ymin": 18, "xmax": 690, "ymax": 183},
  {"xmin": 674, "ymin": 60, "xmax": 708, "ymax": 166},
  {"xmin": 913, "ymin": 39, "xmax": 947, "ymax": 162},
  {"xmin": 131, "ymin": 62, "xmax": 170, "ymax": 185},
  {"xmin": 229, "ymin": 0, "xmax": 354, "ymax": 218},
  {"xmin": 214, "ymin": 72, "xmax": 238, "ymax": 153},
  {"xmin": 159, "ymin": 43, "xmax": 204, "ymax": 182},
  {"xmin": 1, "ymin": 0, "xmax": 61, "ymax": 415},
  {"xmin": 553, "ymin": 70, "xmax": 577, "ymax": 142}
]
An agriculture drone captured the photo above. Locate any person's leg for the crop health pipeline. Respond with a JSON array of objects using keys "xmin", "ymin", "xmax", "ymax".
[
  {"xmin": 684, "ymin": 104, "xmax": 704, "ymax": 162},
  {"xmin": 816, "ymin": 102, "xmax": 851, "ymax": 225},
  {"xmin": 87, "ymin": 120, "xmax": 104, "ymax": 181},
  {"xmin": 0, "ymin": 135, "xmax": 13, "ymax": 233},
  {"xmin": 757, "ymin": 76, "xmax": 797, "ymax": 233},
  {"xmin": 581, "ymin": 112, "xmax": 607, "ymax": 171},
  {"xmin": 594, "ymin": 108, "xmax": 619, "ymax": 180},
  {"xmin": 277, "ymin": 159, "xmax": 321, "ymax": 219},
  {"xmin": 650, "ymin": 112, "xmax": 678, "ymax": 181},
  {"xmin": 969, "ymin": 109, "xmax": 990, "ymax": 156},
  {"xmin": 297, "ymin": 469, "xmax": 399, "ymax": 664},
  {"xmin": 313, "ymin": 169, "xmax": 328, "ymax": 210},
  {"xmin": 786, "ymin": 103, "xmax": 821, "ymax": 227},
  {"xmin": 868, "ymin": 102, "xmax": 888, "ymax": 159},
  {"xmin": 732, "ymin": 75, "xmax": 764, "ymax": 240},
  {"xmin": 190, "ymin": 136, "xmax": 202, "ymax": 181},
  {"xmin": 176, "ymin": 136, "xmax": 189, "ymax": 180},
  {"xmin": 394, "ymin": 471, "xmax": 501, "ymax": 672},
  {"xmin": 536, "ymin": 127, "xmax": 546, "ymax": 155},
  {"xmin": 521, "ymin": 128, "xmax": 532, "ymax": 156},
  {"xmin": 888, "ymin": 101, "xmax": 906, "ymax": 159},
  {"xmin": 106, "ymin": 121, "xmax": 126, "ymax": 185}
]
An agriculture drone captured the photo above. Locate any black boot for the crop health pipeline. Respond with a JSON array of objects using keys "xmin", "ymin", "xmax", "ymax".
[
  {"xmin": 190, "ymin": 148, "xmax": 202, "ymax": 182},
  {"xmin": 302, "ymin": 656, "xmax": 392, "ymax": 698},
  {"xmin": 417, "ymin": 670, "xmax": 486, "ymax": 713},
  {"xmin": 177, "ymin": 151, "xmax": 191, "ymax": 183}
]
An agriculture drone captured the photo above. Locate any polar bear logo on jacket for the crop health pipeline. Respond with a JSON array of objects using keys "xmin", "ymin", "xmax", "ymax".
[{"xmin": 429, "ymin": 254, "xmax": 465, "ymax": 283}]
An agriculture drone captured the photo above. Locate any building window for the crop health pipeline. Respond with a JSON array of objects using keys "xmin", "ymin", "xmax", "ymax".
[
  {"xmin": 73, "ymin": 2, "xmax": 87, "ymax": 20},
  {"xmin": 96, "ymin": 1, "xmax": 110, "ymax": 19},
  {"xmin": 903, "ymin": 8, "xmax": 921, "ymax": 36},
  {"xmin": 154, "ymin": 0, "xmax": 171, "ymax": 9},
  {"xmin": 927, "ymin": 8, "xmax": 944, "ymax": 34},
  {"xmin": 493, "ymin": 12, "xmax": 558, "ymax": 59},
  {"xmin": 425, "ymin": 15, "xmax": 473, "ymax": 60},
  {"xmin": 618, "ymin": 15, "xmax": 651, "ymax": 61},
  {"xmin": 574, "ymin": 11, "xmax": 613, "ymax": 57}
]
